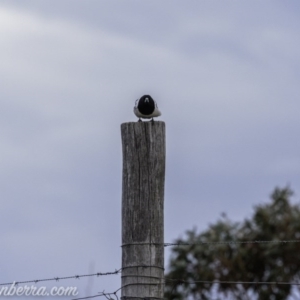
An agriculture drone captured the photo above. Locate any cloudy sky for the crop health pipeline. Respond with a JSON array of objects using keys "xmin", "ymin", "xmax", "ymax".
[{"xmin": 0, "ymin": 0, "xmax": 300, "ymax": 298}]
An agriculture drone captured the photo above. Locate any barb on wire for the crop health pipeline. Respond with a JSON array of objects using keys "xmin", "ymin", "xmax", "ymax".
[
  {"xmin": 164, "ymin": 239, "xmax": 300, "ymax": 247},
  {"xmin": 73, "ymin": 290, "xmax": 120, "ymax": 300},
  {"xmin": 0, "ymin": 269, "xmax": 121, "ymax": 287}
]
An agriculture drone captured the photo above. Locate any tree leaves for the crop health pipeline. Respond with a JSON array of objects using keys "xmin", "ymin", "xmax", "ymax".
[{"xmin": 165, "ymin": 187, "xmax": 300, "ymax": 300}]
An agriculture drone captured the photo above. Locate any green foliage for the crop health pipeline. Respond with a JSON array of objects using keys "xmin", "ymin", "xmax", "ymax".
[{"xmin": 165, "ymin": 187, "xmax": 300, "ymax": 300}]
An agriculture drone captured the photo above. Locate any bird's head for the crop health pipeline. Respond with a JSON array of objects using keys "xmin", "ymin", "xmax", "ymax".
[
  {"xmin": 136, "ymin": 95, "xmax": 155, "ymax": 115},
  {"xmin": 140, "ymin": 95, "xmax": 154, "ymax": 105}
]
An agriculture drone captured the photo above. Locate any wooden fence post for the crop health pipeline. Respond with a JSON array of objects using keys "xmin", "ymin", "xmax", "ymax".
[{"xmin": 121, "ymin": 121, "xmax": 166, "ymax": 299}]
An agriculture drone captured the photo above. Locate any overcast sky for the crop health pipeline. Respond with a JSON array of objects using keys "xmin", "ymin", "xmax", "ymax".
[{"xmin": 0, "ymin": 1, "xmax": 300, "ymax": 299}]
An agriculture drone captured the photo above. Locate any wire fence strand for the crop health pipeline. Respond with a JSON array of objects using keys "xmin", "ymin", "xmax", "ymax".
[
  {"xmin": 164, "ymin": 239, "xmax": 300, "ymax": 247},
  {"xmin": 0, "ymin": 269, "xmax": 121, "ymax": 287},
  {"xmin": 122, "ymin": 240, "xmax": 300, "ymax": 248},
  {"xmin": 165, "ymin": 278, "xmax": 300, "ymax": 286},
  {"xmin": 72, "ymin": 276, "xmax": 300, "ymax": 300}
]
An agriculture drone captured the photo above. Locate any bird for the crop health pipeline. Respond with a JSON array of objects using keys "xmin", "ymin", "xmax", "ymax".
[{"xmin": 134, "ymin": 95, "xmax": 161, "ymax": 122}]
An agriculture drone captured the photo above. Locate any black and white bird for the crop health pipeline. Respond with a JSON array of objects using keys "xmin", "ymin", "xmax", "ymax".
[{"xmin": 134, "ymin": 95, "xmax": 161, "ymax": 121}]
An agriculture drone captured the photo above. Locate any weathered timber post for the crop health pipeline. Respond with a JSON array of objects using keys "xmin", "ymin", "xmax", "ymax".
[{"xmin": 121, "ymin": 121, "xmax": 165, "ymax": 299}]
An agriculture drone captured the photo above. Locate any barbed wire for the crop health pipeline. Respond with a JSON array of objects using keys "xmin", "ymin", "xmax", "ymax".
[
  {"xmin": 0, "ymin": 269, "xmax": 121, "ymax": 287},
  {"xmin": 1, "ymin": 236, "xmax": 297, "ymax": 285},
  {"xmin": 1, "ymin": 239, "xmax": 299, "ymax": 296}
]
